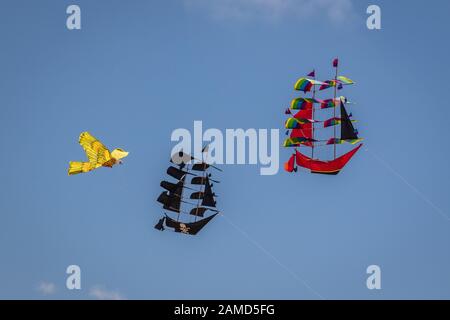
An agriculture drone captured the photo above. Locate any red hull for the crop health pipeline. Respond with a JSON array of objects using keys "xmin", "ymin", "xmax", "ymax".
[{"xmin": 289, "ymin": 144, "xmax": 362, "ymax": 175}]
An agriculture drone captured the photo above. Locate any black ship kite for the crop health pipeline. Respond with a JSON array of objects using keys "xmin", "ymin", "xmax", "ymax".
[{"xmin": 154, "ymin": 147, "xmax": 221, "ymax": 235}]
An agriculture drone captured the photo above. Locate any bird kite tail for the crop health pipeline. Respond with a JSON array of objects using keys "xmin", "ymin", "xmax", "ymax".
[{"xmin": 68, "ymin": 161, "xmax": 91, "ymax": 175}]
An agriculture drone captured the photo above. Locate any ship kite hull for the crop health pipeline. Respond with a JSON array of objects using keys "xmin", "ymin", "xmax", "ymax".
[
  {"xmin": 164, "ymin": 213, "xmax": 218, "ymax": 235},
  {"xmin": 289, "ymin": 144, "xmax": 362, "ymax": 175}
]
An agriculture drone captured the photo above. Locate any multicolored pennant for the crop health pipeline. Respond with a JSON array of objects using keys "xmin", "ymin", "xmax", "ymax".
[
  {"xmin": 285, "ymin": 117, "xmax": 315, "ymax": 129},
  {"xmin": 323, "ymin": 117, "xmax": 341, "ymax": 128},
  {"xmin": 294, "ymin": 78, "xmax": 325, "ymax": 92},
  {"xmin": 283, "ymin": 137, "xmax": 315, "ymax": 147}
]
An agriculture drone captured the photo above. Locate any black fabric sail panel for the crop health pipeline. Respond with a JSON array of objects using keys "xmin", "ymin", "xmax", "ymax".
[
  {"xmin": 340, "ymin": 101, "xmax": 358, "ymax": 140},
  {"xmin": 167, "ymin": 166, "xmax": 188, "ymax": 180},
  {"xmin": 190, "ymin": 192, "xmax": 204, "ymax": 200},
  {"xmin": 160, "ymin": 180, "xmax": 177, "ymax": 193},
  {"xmin": 191, "ymin": 176, "xmax": 207, "ymax": 185},
  {"xmin": 161, "ymin": 176, "xmax": 185, "ymax": 196},
  {"xmin": 157, "ymin": 191, "xmax": 181, "ymax": 213},
  {"xmin": 156, "ymin": 191, "xmax": 170, "ymax": 206},
  {"xmin": 165, "ymin": 213, "xmax": 218, "ymax": 235},
  {"xmin": 173, "ymin": 176, "xmax": 185, "ymax": 197},
  {"xmin": 201, "ymin": 178, "xmax": 216, "ymax": 207},
  {"xmin": 189, "ymin": 207, "xmax": 208, "ymax": 217},
  {"xmin": 192, "ymin": 163, "xmax": 210, "ymax": 171}
]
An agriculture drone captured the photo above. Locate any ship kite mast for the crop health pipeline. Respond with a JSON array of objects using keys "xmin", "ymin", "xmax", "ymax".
[{"xmin": 332, "ymin": 58, "xmax": 338, "ymax": 160}]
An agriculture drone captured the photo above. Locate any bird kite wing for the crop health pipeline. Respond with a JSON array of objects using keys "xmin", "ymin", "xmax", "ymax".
[{"xmin": 79, "ymin": 132, "xmax": 111, "ymax": 167}]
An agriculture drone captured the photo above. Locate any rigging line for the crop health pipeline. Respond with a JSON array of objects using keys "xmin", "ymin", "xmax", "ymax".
[
  {"xmin": 285, "ymin": 118, "xmax": 356, "ymax": 124},
  {"xmin": 288, "ymin": 103, "xmax": 356, "ymax": 111},
  {"xmin": 164, "ymin": 208, "xmax": 218, "ymax": 219},
  {"xmin": 285, "ymin": 140, "xmax": 362, "ymax": 148},
  {"xmin": 220, "ymin": 213, "xmax": 325, "ymax": 300},
  {"xmin": 167, "ymin": 193, "xmax": 219, "ymax": 205},
  {"xmin": 312, "ymin": 70, "xmax": 316, "ymax": 159},
  {"xmin": 163, "ymin": 194, "xmax": 219, "ymax": 209},
  {"xmin": 333, "ymin": 61, "xmax": 338, "ymax": 160},
  {"xmin": 177, "ymin": 164, "xmax": 189, "ymax": 222},
  {"xmin": 286, "ymin": 137, "xmax": 361, "ymax": 143},
  {"xmin": 365, "ymin": 147, "xmax": 450, "ymax": 222},
  {"xmin": 285, "ymin": 144, "xmax": 341, "ymax": 149},
  {"xmin": 194, "ymin": 148, "xmax": 207, "ymax": 223},
  {"xmin": 186, "ymin": 153, "xmax": 222, "ymax": 172},
  {"xmin": 186, "ymin": 185, "xmax": 220, "ymax": 194},
  {"xmin": 177, "ymin": 184, "xmax": 196, "ymax": 192},
  {"xmin": 287, "ymin": 125, "xmax": 349, "ymax": 131}
]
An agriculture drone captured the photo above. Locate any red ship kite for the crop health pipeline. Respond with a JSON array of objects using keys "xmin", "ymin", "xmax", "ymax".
[{"xmin": 283, "ymin": 59, "xmax": 363, "ymax": 175}]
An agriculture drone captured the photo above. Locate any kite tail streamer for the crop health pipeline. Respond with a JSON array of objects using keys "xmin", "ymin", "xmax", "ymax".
[{"xmin": 68, "ymin": 161, "xmax": 92, "ymax": 175}]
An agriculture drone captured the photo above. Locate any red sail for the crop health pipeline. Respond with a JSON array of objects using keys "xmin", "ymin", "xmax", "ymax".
[
  {"xmin": 290, "ymin": 104, "xmax": 313, "ymax": 147},
  {"xmin": 295, "ymin": 144, "xmax": 362, "ymax": 175},
  {"xmin": 284, "ymin": 154, "xmax": 295, "ymax": 172}
]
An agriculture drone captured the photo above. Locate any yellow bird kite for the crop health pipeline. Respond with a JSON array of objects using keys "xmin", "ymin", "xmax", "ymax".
[{"xmin": 68, "ymin": 132, "xmax": 129, "ymax": 175}]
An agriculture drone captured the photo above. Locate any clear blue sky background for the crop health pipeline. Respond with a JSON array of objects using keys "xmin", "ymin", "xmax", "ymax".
[{"xmin": 1, "ymin": 0, "xmax": 450, "ymax": 299}]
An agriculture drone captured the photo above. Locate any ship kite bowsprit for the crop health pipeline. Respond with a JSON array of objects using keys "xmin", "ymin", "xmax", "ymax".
[
  {"xmin": 154, "ymin": 147, "xmax": 221, "ymax": 235},
  {"xmin": 283, "ymin": 59, "xmax": 363, "ymax": 175}
]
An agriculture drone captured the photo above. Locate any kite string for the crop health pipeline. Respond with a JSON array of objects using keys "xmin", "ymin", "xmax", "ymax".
[
  {"xmin": 365, "ymin": 147, "xmax": 450, "ymax": 221},
  {"xmin": 220, "ymin": 213, "xmax": 326, "ymax": 300}
]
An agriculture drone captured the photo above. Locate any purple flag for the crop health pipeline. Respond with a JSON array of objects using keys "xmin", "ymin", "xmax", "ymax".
[{"xmin": 307, "ymin": 70, "xmax": 315, "ymax": 77}]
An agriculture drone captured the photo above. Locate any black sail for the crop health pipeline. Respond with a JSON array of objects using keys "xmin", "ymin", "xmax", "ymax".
[
  {"xmin": 189, "ymin": 207, "xmax": 208, "ymax": 217},
  {"xmin": 192, "ymin": 176, "xmax": 219, "ymax": 185},
  {"xmin": 192, "ymin": 163, "xmax": 210, "ymax": 171},
  {"xmin": 201, "ymin": 178, "xmax": 216, "ymax": 207},
  {"xmin": 190, "ymin": 191, "xmax": 204, "ymax": 200},
  {"xmin": 173, "ymin": 176, "xmax": 185, "ymax": 198},
  {"xmin": 167, "ymin": 166, "xmax": 188, "ymax": 180},
  {"xmin": 340, "ymin": 101, "xmax": 359, "ymax": 140},
  {"xmin": 191, "ymin": 176, "xmax": 207, "ymax": 185},
  {"xmin": 156, "ymin": 191, "xmax": 170, "ymax": 206},
  {"xmin": 160, "ymin": 180, "xmax": 178, "ymax": 193},
  {"xmin": 161, "ymin": 175, "xmax": 185, "ymax": 195},
  {"xmin": 165, "ymin": 213, "xmax": 218, "ymax": 235},
  {"xmin": 156, "ymin": 191, "xmax": 181, "ymax": 213}
]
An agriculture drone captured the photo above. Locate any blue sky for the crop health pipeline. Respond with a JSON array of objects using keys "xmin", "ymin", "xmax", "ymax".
[{"xmin": 1, "ymin": 0, "xmax": 450, "ymax": 299}]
